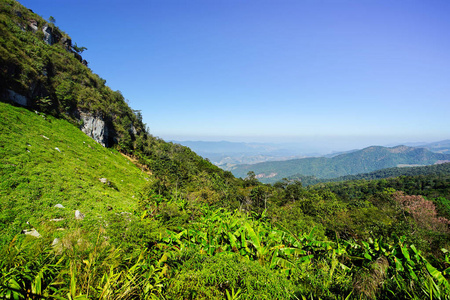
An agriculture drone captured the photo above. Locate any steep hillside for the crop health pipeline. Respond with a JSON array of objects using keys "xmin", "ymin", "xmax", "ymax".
[
  {"xmin": 231, "ymin": 145, "xmax": 450, "ymax": 183},
  {"xmin": 0, "ymin": 0, "xmax": 240, "ymax": 207},
  {"xmin": 0, "ymin": 0, "xmax": 144, "ymax": 148},
  {"xmin": 0, "ymin": 101, "xmax": 149, "ymax": 245}
]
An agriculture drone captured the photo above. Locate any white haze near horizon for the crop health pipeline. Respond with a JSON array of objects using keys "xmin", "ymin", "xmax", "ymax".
[
  {"xmin": 164, "ymin": 134, "xmax": 447, "ymax": 155},
  {"xmin": 18, "ymin": 1, "xmax": 450, "ymax": 145}
]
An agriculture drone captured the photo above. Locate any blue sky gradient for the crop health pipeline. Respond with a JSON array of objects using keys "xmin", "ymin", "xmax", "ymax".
[{"xmin": 20, "ymin": 0, "xmax": 450, "ymax": 150}]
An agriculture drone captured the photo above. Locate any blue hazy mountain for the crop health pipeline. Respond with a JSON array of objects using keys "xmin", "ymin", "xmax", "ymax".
[{"xmin": 230, "ymin": 145, "xmax": 450, "ymax": 183}]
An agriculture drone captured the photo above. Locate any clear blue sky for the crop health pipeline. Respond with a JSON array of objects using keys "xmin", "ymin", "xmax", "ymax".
[{"xmin": 20, "ymin": 0, "xmax": 450, "ymax": 150}]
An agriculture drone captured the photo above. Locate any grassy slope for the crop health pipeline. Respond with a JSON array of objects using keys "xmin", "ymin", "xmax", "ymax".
[{"xmin": 0, "ymin": 101, "xmax": 148, "ymax": 245}]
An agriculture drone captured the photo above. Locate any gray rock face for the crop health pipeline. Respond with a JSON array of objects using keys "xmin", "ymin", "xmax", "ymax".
[
  {"xmin": 129, "ymin": 124, "xmax": 137, "ymax": 136},
  {"xmin": 4, "ymin": 89, "xmax": 28, "ymax": 106},
  {"xmin": 75, "ymin": 210, "xmax": 85, "ymax": 220},
  {"xmin": 79, "ymin": 112, "xmax": 110, "ymax": 147},
  {"xmin": 42, "ymin": 24, "xmax": 53, "ymax": 45},
  {"xmin": 29, "ymin": 20, "xmax": 38, "ymax": 32},
  {"xmin": 73, "ymin": 52, "xmax": 82, "ymax": 63},
  {"xmin": 61, "ymin": 37, "xmax": 72, "ymax": 50}
]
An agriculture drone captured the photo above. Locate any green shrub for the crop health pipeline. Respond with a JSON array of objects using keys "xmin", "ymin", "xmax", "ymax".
[{"xmin": 167, "ymin": 251, "xmax": 296, "ymax": 299}]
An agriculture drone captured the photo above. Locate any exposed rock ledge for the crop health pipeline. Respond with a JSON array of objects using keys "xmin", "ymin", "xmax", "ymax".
[
  {"xmin": 79, "ymin": 112, "xmax": 110, "ymax": 147},
  {"xmin": 3, "ymin": 89, "xmax": 29, "ymax": 106},
  {"xmin": 2, "ymin": 89, "xmax": 111, "ymax": 148}
]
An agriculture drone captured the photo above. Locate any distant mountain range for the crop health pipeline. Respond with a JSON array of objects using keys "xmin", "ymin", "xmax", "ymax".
[
  {"xmin": 230, "ymin": 145, "xmax": 450, "ymax": 183},
  {"xmin": 421, "ymin": 139, "xmax": 450, "ymax": 154},
  {"xmin": 386, "ymin": 139, "xmax": 450, "ymax": 150},
  {"xmin": 174, "ymin": 139, "xmax": 450, "ymax": 170},
  {"xmin": 171, "ymin": 140, "xmax": 310, "ymax": 169}
]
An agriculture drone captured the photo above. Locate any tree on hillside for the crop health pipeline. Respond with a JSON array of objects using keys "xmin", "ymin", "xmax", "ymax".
[
  {"xmin": 73, "ymin": 42, "xmax": 87, "ymax": 54},
  {"xmin": 244, "ymin": 171, "xmax": 259, "ymax": 187}
]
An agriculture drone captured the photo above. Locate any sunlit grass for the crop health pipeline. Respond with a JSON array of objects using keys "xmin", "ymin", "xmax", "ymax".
[{"xmin": 0, "ymin": 102, "xmax": 148, "ymax": 246}]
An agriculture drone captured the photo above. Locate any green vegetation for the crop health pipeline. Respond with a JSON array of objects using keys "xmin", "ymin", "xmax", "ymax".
[
  {"xmin": 0, "ymin": 101, "xmax": 148, "ymax": 246},
  {"xmin": 0, "ymin": 0, "xmax": 143, "ymax": 149},
  {"xmin": 311, "ymin": 172, "xmax": 450, "ymax": 218},
  {"xmin": 1, "ymin": 1, "xmax": 450, "ymax": 299},
  {"xmin": 231, "ymin": 145, "xmax": 450, "ymax": 183},
  {"xmin": 1, "ymin": 104, "xmax": 449, "ymax": 298},
  {"xmin": 287, "ymin": 162, "xmax": 450, "ymax": 186}
]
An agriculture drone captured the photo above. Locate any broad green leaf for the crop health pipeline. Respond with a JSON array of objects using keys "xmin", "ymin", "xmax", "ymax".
[
  {"xmin": 406, "ymin": 264, "xmax": 418, "ymax": 281},
  {"xmin": 364, "ymin": 252, "xmax": 372, "ymax": 260},
  {"xmin": 394, "ymin": 256, "xmax": 404, "ymax": 272},
  {"xmin": 425, "ymin": 261, "xmax": 450, "ymax": 290},
  {"xmin": 400, "ymin": 245, "xmax": 412, "ymax": 264}
]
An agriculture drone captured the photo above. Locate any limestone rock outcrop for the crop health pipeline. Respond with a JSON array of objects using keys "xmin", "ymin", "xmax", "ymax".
[
  {"xmin": 29, "ymin": 19, "xmax": 38, "ymax": 32},
  {"xmin": 42, "ymin": 24, "xmax": 53, "ymax": 45},
  {"xmin": 79, "ymin": 112, "xmax": 111, "ymax": 147}
]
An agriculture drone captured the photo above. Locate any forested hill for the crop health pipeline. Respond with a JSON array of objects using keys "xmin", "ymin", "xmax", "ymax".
[
  {"xmin": 287, "ymin": 162, "xmax": 450, "ymax": 186},
  {"xmin": 330, "ymin": 161, "xmax": 450, "ymax": 181},
  {"xmin": 231, "ymin": 145, "xmax": 450, "ymax": 183}
]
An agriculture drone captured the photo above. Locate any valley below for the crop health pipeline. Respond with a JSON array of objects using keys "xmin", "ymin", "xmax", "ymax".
[{"xmin": 230, "ymin": 144, "xmax": 450, "ymax": 183}]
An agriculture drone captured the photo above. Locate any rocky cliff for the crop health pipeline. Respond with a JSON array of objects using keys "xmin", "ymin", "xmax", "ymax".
[
  {"xmin": 79, "ymin": 112, "xmax": 111, "ymax": 147},
  {"xmin": 0, "ymin": 0, "xmax": 136, "ymax": 149}
]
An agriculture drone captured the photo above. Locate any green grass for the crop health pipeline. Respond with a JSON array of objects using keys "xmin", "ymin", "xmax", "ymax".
[
  {"xmin": 1, "ymin": 101, "xmax": 450, "ymax": 299},
  {"xmin": 0, "ymin": 101, "xmax": 148, "ymax": 246}
]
